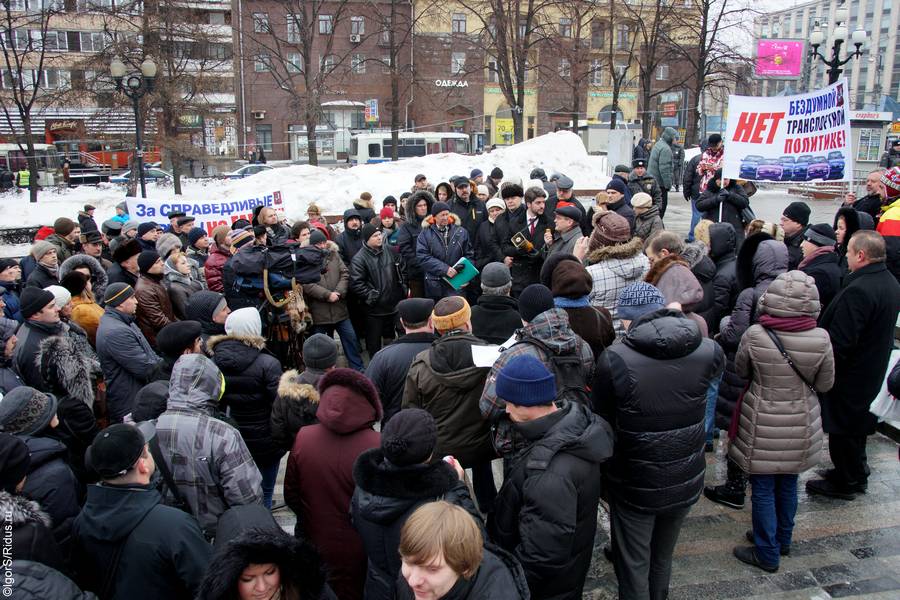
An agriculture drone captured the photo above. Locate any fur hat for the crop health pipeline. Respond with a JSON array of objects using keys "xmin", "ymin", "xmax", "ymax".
[
  {"xmin": 501, "ymin": 184, "xmax": 524, "ymax": 199},
  {"xmin": 113, "ymin": 239, "xmax": 141, "ymax": 263},
  {"xmin": 432, "ymin": 296, "xmax": 471, "ymax": 332},
  {"xmin": 60, "ymin": 271, "xmax": 89, "ymax": 298},
  {"xmin": 155, "ymin": 233, "xmax": 182, "ymax": 259}
]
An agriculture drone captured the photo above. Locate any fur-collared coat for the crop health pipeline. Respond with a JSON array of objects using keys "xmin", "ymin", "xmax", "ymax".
[
  {"xmin": 415, "ymin": 213, "xmax": 473, "ymax": 299},
  {"xmin": 0, "ymin": 491, "xmax": 67, "ymax": 574},
  {"xmin": 209, "ymin": 334, "xmax": 283, "ymax": 465},
  {"xmin": 584, "ymin": 237, "xmax": 650, "ymax": 336},
  {"xmin": 270, "ymin": 369, "xmax": 320, "ymax": 455}
]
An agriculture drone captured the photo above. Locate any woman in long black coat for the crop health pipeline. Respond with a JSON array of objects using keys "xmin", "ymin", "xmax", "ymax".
[{"xmin": 696, "ymin": 169, "xmax": 750, "ymax": 251}]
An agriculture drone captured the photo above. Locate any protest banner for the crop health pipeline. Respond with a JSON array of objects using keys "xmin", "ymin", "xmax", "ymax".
[
  {"xmin": 126, "ymin": 190, "xmax": 285, "ymax": 233},
  {"xmin": 723, "ymin": 79, "xmax": 852, "ymax": 183}
]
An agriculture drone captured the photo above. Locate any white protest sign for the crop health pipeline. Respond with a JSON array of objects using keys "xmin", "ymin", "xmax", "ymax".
[
  {"xmin": 723, "ymin": 79, "xmax": 852, "ymax": 183},
  {"xmin": 126, "ymin": 190, "xmax": 285, "ymax": 233}
]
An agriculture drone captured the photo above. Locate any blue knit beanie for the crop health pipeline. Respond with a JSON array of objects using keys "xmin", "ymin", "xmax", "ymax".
[
  {"xmin": 617, "ymin": 282, "xmax": 665, "ymax": 322},
  {"xmin": 495, "ymin": 355, "xmax": 556, "ymax": 407}
]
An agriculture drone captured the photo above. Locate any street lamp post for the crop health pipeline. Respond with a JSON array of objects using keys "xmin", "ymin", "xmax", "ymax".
[
  {"xmin": 110, "ymin": 56, "xmax": 157, "ymax": 198},
  {"xmin": 808, "ymin": 4, "xmax": 866, "ymax": 85}
]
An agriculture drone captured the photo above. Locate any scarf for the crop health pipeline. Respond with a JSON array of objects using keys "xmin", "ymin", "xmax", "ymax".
[
  {"xmin": 758, "ymin": 314, "xmax": 817, "ymax": 332},
  {"xmin": 554, "ymin": 295, "xmax": 590, "ymax": 308},
  {"xmin": 798, "ymin": 244, "xmax": 834, "ymax": 270},
  {"xmin": 698, "ymin": 147, "xmax": 724, "ymax": 193}
]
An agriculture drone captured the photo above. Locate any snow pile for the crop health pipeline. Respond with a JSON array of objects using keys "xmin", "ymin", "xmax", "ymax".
[{"xmin": 1, "ymin": 130, "xmax": 608, "ymax": 229}]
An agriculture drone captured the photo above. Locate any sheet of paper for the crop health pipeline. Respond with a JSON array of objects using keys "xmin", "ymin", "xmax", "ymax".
[{"xmin": 471, "ymin": 333, "xmax": 518, "ymax": 368}]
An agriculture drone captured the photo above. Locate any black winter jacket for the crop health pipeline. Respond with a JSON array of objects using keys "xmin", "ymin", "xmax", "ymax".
[
  {"xmin": 46, "ymin": 394, "xmax": 99, "ymax": 484},
  {"xmin": 351, "ymin": 450, "xmax": 481, "ymax": 600},
  {"xmin": 489, "ymin": 402, "xmax": 613, "ymax": 600},
  {"xmin": 449, "ymin": 195, "xmax": 487, "ymax": 240},
  {"xmin": 471, "ymin": 294, "xmax": 521, "ymax": 344},
  {"xmin": 396, "ymin": 190, "xmax": 435, "ymax": 281},
  {"xmin": 13, "ymin": 320, "xmax": 65, "ymax": 390},
  {"xmin": 0, "ymin": 492, "xmax": 67, "ymax": 574},
  {"xmin": 683, "ymin": 154, "xmax": 702, "ymax": 201},
  {"xmin": 706, "ymin": 223, "xmax": 740, "ymax": 335},
  {"xmin": 336, "ymin": 213, "xmax": 365, "ymax": 267},
  {"xmin": 9, "ymin": 561, "xmax": 97, "ymax": 600},
  {"xmin": 17, "ymin": 434, "xmax": 81, "ymax": 550},
  {"xmin": 73, "ymin": 483, "xmax": 211, "ymax": 600},
  {"xmin": 784, "ymin": 231, "xmax": 804, "ymax": 271},
  {"xmin": 474, "ymin": 219, "xmax": 504, "ymax": 270},
  {"xmin": 209, "ymin": 334, "xmax": 283, "ymax": 465},
  {"xmin": 800, "ymin": 250, "xmax": 842, "ymax": 312},
  {"xmin": 365, "ymin": 331, "xmax": 438, "ymax": 424},
  {"xmin": 395, "ymin": 545, "xmax": 530, "ymax": 600},
  {"xmin": 593, "ymin": 309, "xmax": 724, "ymax": 513},
  {"xmin": 106, "ymin": 263, "xmax": 138, "ymax": 289},
  {"xmin": 350, "ymin": 245, "xmax": 406, "ymax": 316},
  {"xmin": 25, "ymin": 263, "xmax": 58, "ymax": 289},
  {"xmin": 696, "ymin": 179, "xmax": 750, "ymax": 250},
  {"xmin": 496, "ymin": 206, "xmax": 549, "ymax": 295},
  {"xmin": 270, "ymin": 369, "xmax": 321, "ymax": 454}
]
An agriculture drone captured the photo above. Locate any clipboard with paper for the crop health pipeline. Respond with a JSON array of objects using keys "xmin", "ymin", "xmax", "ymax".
[{"xmin": 443, "ymin": 257, "xmax": 479, "ymax": 290}]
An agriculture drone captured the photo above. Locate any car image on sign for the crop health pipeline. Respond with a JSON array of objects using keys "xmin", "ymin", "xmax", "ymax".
[
  {"xmin": 756, "ymin": 159, "xmax": 784, "ymax": 181},
  {"xmin": 779, "ymin": 156, "xmax": 796, "ymax": 181},
  {"xmin": 826, "ymin": 151, "xmax": 845, "ymax": 180},
  {"xmin": 806, "ymin": 156, "xmax": 830, "ymax": 181},
  {"xmin": 739, "ymin": 155, "xmax": 765, "ymax": 179},
  {"xmin": 793, "ymin": 155, "xmax": 814, "ymax": 181}
]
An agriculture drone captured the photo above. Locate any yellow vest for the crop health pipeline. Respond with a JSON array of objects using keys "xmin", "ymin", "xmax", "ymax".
[{"xmin": 18, "ymin": 170, "xmax": 30, "ymax": 186}]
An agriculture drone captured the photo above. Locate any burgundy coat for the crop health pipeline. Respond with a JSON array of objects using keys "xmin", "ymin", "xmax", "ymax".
[
  {"xmin": 204, "ymin": 245, "xmax": 231, "ymax": 292},
  {"xmin": 284, "ymin": 369, "xmax": 382, "ymax": 600}
]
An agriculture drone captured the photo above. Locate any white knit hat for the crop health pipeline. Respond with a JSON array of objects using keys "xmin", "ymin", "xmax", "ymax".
[
  {"xmin": 44, "ymin": 285, "xmax": 72, "ymax": 310},
  {"xmin": 225, "ymin": 307, "xmax": 262, "ymax": 338}
]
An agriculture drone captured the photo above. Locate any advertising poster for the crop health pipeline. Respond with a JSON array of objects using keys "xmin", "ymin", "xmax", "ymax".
[
  {"xmin": 755, "ymin": 40, "xmax": 805, "ymax": 79},
  {"xmin": 723, "ymin": 79, "xmax": 852, "ymax": 183},
  {"xmin": 126, "ymin": 191, "xmax": 284, "ymax": 233}
]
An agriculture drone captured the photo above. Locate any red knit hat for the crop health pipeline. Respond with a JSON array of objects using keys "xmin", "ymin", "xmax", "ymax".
[
  {"xmin": 881, "ymin": 167, "xmax": 900, "ymax": 200},
  {"xmin": 380, "ymin": 206, "xmax": 394, "ymax": 219}
]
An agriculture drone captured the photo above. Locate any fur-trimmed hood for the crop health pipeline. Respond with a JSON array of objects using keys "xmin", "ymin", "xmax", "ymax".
[
  {"xmin": 36, "ymin": 335, "xmax": 94, "ymax": 406},
  {"xmin": 0, "ymin": 492, "xmax": 52, "ymax": 528},
  {"xmin": 277, "ymin": 369, "xmax": 320, "ymax": 404},
  {"xmin": 585, "ymin": 236, "xmax": 644, "ymax": 265},
  {"xmin": 833, "ymin": 206, "xmax": 874, "ymax": 249},
  {"xmin": 197, "ymin": 529, "xmax": 331, "ymax": 600},
  {"xmin": 645, "ymin": 254, "xmax": 690, "ymax": 286},
  {"xmin": 434, "ymin": 181, "xmax": 454, "ymax": 202},
  {"xmin": 407, "ymin": 189, "xmax": 436, "ymax": 219},
  {"xmin": 354, "ymin": 196, "xmax": 373, "ymax": 210},
  {"xmin": 422, "ymin": 212, "xmax": 459, "ymax": 227},
  {"xmin": 59, "ymin": 253, "xmax": 108, "ymax": 300},
  {"xmin": 207, "ymin": 333, "xmax": 267, "ymax": 352}
]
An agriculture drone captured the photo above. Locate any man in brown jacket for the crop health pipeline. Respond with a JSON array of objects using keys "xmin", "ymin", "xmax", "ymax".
[
  {"xmin": 302, "ymin": 230, "xmax": 364, "ymax": 371},
  {"xmin": 135, "ymin": 250, "xmax": 177, "ymax": 347}
]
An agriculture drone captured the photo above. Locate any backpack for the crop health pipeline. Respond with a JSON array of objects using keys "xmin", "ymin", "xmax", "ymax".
[
  {"xmin": 515, "ymin": 334, "xmax": 591, "ymax": 406},
  {"xmin": 230, "ymin": 243, "xmax": 325, "ymax": 290}
]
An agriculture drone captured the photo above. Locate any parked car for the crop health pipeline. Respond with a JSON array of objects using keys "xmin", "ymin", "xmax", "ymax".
[
  {"xmin": 778, "ymin": 156, "xmax": 796, "ymax": 181},
  {"xmin": 793, "ymin": 155, "xmax": 814, "ymax": 181},
  {"xmin": 756, "ymin": 159, "xmax": 784, "ymax": 181},
  {"xmin": 827, "ymin": 151, "xmax": 845, "ymax": 180},
  {"xmin": 110, "ymin": 167, "xmax": 172, "ymax": 184},
  {"xmin": 739, "ymin": 155, "xmax": 765, "ymax": 179},
  {"xmin": 807, "ymin": 156, "xmax": 830, "ymax": 181},
  {"xmin": 222, "ymin": 164, "xmax": 273, "ymax": 180}
]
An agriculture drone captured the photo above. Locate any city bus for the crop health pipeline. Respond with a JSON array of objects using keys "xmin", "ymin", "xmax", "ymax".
[
  {"xmin": 349, "ymin": 132, "xmax": 470, "ymax": 164},
  {"xmin": 0, "ymin": 143, "xmax": 62, "ymax": 186},
  {"xmin": 52, "ymin": 139, "xmax": 161, "ymax": 169}
]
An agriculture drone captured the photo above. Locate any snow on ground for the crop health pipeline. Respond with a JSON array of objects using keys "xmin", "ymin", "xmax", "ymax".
[{"xmin": 0, "ymin": 131, "xmax": 609, "ymax": 230}]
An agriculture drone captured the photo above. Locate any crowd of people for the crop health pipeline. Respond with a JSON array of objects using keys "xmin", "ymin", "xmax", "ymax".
[{"xmin": 0, "ymin": 143, "xmax": 899, "ymax": 600}]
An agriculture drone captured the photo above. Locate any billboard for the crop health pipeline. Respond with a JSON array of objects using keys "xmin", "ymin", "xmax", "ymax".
[
  {"xmin": 723, "ymin": 79, "xmax": 852, "ymax": 183},
  {"xmin": 755, "ymin": 39, "xmax": 805, "ymax": 79}
]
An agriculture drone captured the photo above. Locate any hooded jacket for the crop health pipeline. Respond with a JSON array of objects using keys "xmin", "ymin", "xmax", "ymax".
[
  {"xmin": 0, "ymin": 491, "xmax": 66, "ymax": 573},
  {"xmin": 696, "ymin": 178, "xmax": 750, "ymax": 249},
  {"xmin": 416, "ymin": 214, "xmax": 473, "ymax": 299},
  {"xmin": 729, "ymin": 272, "xmax": 834, "ymax": 474},
  {"xmin": 270, "ymin": 369, "xmax": 321, "ymax": 454},
  {"xmin": 302, "ymin": 241, "xmax": 350, "ymax": 325},
  {"xmin": 156, "ymin": 354, "xmax": 263, "ymax": 533},
  {"xmin": 351, "ymin": 450, "xmax": 480, "ymax": 600},
  {"xmin": 397, "ymin": 190, "xmax": 435, "ymax": 281},
  {"xmin": 715, "ymin": 236, "xmax": 788, "ymax": 428},
  {"xmin": 204, "ymin": 244, "xmax": 231, "ymax": 293},
  {"xmin": 403, "ymin": 332, "xmax": 493, "ymax": 467},
  {"xmin": 634, "ymin": 205, "xmax": 664, "ymax": 248},
  {"xmin": 633, "ymin": 138, "xmax": 650, "ymax": 162},
  {"xmin": 73, "ymin": 483, "xmax": 211, "ymax": 600},
  {"xmin": 584, "ymin": 237, "xmax": 650, "ymax": 336},
  {"xmin": 799, "ymin": 247, "xmax": 841, "ymax": 311},
  {"xmin": 197, "ymin": 528, "xmax": 336, "ymax": 600},
  {"xmin": 96, "ymin": 307, "xmax": 160, "ymax": 422},
  {"xmin": 59, "ymin": 254, "xmax": 108, "ymax": 306},
  {"xmin": 648, "ymin": 127, "xmax": 676, "ymax": 190},
  {"xmin": 471, "ymin": 294, "xmax": 521, "ymax": 345},
  {"xmin": 365, "ymin": 331, "xmax": 438, "ymax": 424},
  {"xmin": 706, "ymin": 222, "xmax": 740, "ymax": 335},
  {"xmin": 284, "ymin": 368, "xmax": 381, "ymax": 600},
  {"xmin": 833, "ymin": 206, "xmax": 874, "ymax": 279},
  {"xmin": 593, "ymin": 309, "xmax": 724, "ymax": 512},
  {"xmin": 336, "ymin": 210, "xmax": 365, "ymax": 266},
  {"xmin": 349, "ymin": 244, "xmax": 406, "ymax": 316},
  {"xmin": 0, "ymin": 279, "xmax": 22, "ymax": 322},
  {"xmin": 490, "ymin": 401, "xmax": 613, "ymax": 600},
  {"xmin": 209, "ymin": 333, "xmax": 283, "ymax": 465}
]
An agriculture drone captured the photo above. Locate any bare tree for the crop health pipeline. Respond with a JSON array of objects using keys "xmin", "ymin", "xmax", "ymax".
[
  {"xmin": 603, "ymin": 0, "xmax": 640, "ymax": 130},
  {"xmin": 0, "ymin": 0, "xmax": 68, "ymax": 203}
]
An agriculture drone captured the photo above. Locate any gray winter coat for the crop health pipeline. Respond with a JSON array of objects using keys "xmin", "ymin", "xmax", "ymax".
[
  {"xmin": 648, "ymin": 127, "xmax": 676, "ymax": 190},
  {"xmin": 729, "ymin": 271, "xmax": 835, "ymax": 474},
  {"xmin": 155, "ymin": 354, "xmax": 263, "ymax": 533},
  {"xmin": 96, "ymin": 308, "xmax": 159, "ymax": 422},
  {"xmin": 547, "ymin": 226, "xmax": 583, "ymax": 257}
]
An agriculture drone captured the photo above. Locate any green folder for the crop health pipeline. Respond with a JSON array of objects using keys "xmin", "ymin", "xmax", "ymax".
[{"xmin": 443, "ymin": 257, "xmax": 479, "ymax": 290}]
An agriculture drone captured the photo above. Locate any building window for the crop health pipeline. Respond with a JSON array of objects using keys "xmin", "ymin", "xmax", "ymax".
[
  {"xmin": 287, "ymin": 14, "xmax": 300, "ymax": 43},
  {"xmin": 351, "ymin": 16, "xmax": 365, "ymax": 35},
  {"xmin": 35, "ymin": 30, "xmax": 68, "ymax": 51},
  {"xmin": 252, "ymin": 12, "xmax": 269, "ymax": 33},
  {"xmin": 79, "ymin": 31, "xmax": 110, "ymax": 53},
  {"xmin": 380, "ymin": 27, "xmax": 391, "ymax": 45},
  {"xmin": 318, "ymin": 15, "xmax": 333, "ymax": 35},
  {"xmin": 287, "ymin": 52, "xmax": 303, "ymax": 73},
  {"xmin": 591, "ymin": 21, "xmax": 605, "ymax": 49},
  {"xmin": 451, "ymin": 52, "xmax": 465, "ymax": 75},
  {"xmin": 616, "ymin": 24, "xmax": 629, "ymax": 49},
  {"xmin": 255, "ymin": 125, "xmax": 273, "ymax": 153},
  {"xmin": 320, "ymin": 54, "xmax": 335, "ymax": 73},
  {"xmin": 519, "ymin": 18, "xmax": 527, "ymax": 38},
  {"xmin": 352, "ymin": 53, "xmax": 365, "ymax": 74},
  {"xmin": 207, "ymin": 42, "xmax": 228, "ymax": 60},
  {"xmin": 590, "ymin": 59, "xmax": 603, "ymax": 85},
  {"xmin": 487, "ymin": 59, "xmax": 498, "ymax": 83},
  {"xmin": 43, "ymin": 68, "xmax": 70, "ymax": 89},
  {"xmin": 656, "ymin": 63, "xmax": 669, "ymax": 80},
  {"xmin": 381, "ymin": 55, "xmax": 391, "ymax": 74},
  {"xmin": 559, "ymin": 18, "xmax": 572, "ymax": 38},
  {"xmin": 558, "ymin": 58, "xmax": 570, "ymax": 77},
  {"xmin": 452, "ymin": 13, "xmax": 466, "ymax": 33},
  {"xmin": 254, "ymin": 53, "xmax": 271, "ymax": 72}
]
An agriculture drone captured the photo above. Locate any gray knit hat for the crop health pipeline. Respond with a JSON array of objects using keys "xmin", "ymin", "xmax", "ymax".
[
  {"xmin": 155, "ymin": 233, "xmax": 182, "ymax": 260},
  {"xmin": 303, "ymin": 333, "xmax": 338, "ymax": 370},
  {"xmin": 30, "ymin": 240, "xmax": 56, "ymax": 261},
  {"xmin": 0, "ymin": 387, "xmax": 58, "ymax": 435}
]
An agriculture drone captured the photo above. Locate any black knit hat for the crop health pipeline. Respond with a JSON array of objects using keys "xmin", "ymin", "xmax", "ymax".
[
  {"xmin": 431, "ymin": 201, "xmax": 450, "ymax": 216},
  {"xmin": 60, "ymin": 270, "xmax": 90, "ymax": 297},
  {"xmin": 185, "ymin": 291, "xmax": 227, "ymax": 323},
  {"xmin": 381, "ymin": 408, "xmax": 437, "ymax": 467},
  {"xmin": 803, "ymin": 223, "xmax": 837, "ymax": 247},
  {"xmin": 308, "ymin": 229, "xmax": 327, "ymax": 246},
  {"xmin": 137, "ymin": 250, "xmax": 160, "ymax": 274},
  {"xmin": 112, "ymin": 238, "xmax": 141, "ymax": 263},
  {"xmin": 0, "ymin": 258, "xmax": 18, "ymax": 274},
  {"xmin": 518, "ymin": 284, "xmax": 554, "ymax": 323},
  {"xmin": 188, "ymin": 227, "xmax": 207, "ymax": 247},
  {"xmin": 782, "ymin": 201, "xmax": 811, "ymax": 227},
  {"xmin": 104, "ymin": 282, "xmax": 135, "ymax": 307},
  {"xmin": 137, "ymin": 222, "xmax": 159, "ymax": 238},
  {"xmin": 398, "ymin": 298, "xmax": 434, "ymax": 325},
  {"xmin": 19, "ymin": 287, "xmax": 55, "ymax": 319},
  {"xmin": 0, "ymin": 433, "xmax": 30, "ymax": 493},
  {"xmin": 361, "ymin": 223, "xmax": 379, "ymax": 244},
  {"xmin": 86, "ymin": 422, "xmax": 156, "ymax": 480},
  {"xmin": 490, "ymin": 167, "xmax": 503, "ymax": 179},
  {"xmin": 156, "ymin": 321, "xmax": 202, "ymax": 357}
]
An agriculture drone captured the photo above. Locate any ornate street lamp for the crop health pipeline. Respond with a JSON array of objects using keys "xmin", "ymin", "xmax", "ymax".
[
  {"xmin": 110, "ymin": 56, "xmax": 157, "ymax": 198},
  {"xmin": 808, "ymin": 3, "xmax": 866, "ymax": 85}
]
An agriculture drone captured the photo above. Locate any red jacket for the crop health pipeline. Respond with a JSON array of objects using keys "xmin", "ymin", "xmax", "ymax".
[
  {"xmin": 204, "ymin": 244, "xmax": 231, "ymax": 292},
  {"xmin": 284, "ymin": 369, "xmax": 382, "ymax": 600}
]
